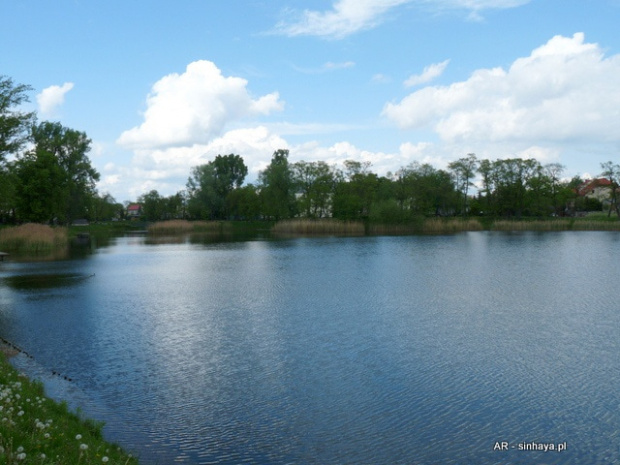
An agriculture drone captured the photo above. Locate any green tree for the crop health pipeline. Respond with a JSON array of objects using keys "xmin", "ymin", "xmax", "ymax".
[
  {"xmin": 187, "ymin": 154, "xmax": 248, "ymax": 219},
  {"xmin": 332, "ymin": 161, "xmax": 379, "ymax": 221},
  {"xmin": 90, "ymin": 193, "xmax": 123, "ymax": 222},
  {"xmin": 29, "ymin": 121, "xmax": 100, "ymax": 223},
  {"xmin": 259, "ymin": 149, "xmax": 296, "ymax": 220},
  {"xmin": 600, "ymin": 161, "xmax": 620, "ymax": 217},
  {"xmin": 226, "ymin": 184, "xmax": 261, "ymax": 220},
  {"xmin": 13, "ymin": 151, "xmax": 65, "ymax": 223},
  {"xmin": 291, "ymin": 160, "xmax": 334, "ymax": 218},
  {"xmin": 138, "ymin": 190, "xmax": 166, "ymax": 221},
  {"xmin": 448, "ymin": 153, "xmax": 478, "ymax": 216},
  {"xmin": 0, "ymin": 76, "xmax": 36, "ymax": 165}
]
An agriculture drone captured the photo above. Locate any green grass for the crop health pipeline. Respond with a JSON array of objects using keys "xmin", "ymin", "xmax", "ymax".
[{"xmin": 0, "ymin": 353, "xmax": 139, "ymax": 464}]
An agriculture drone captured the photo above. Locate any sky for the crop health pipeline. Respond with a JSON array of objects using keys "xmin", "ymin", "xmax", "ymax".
[{"xmin": 2, "ymin": 0, "xmax": 620, "ymax": 202}]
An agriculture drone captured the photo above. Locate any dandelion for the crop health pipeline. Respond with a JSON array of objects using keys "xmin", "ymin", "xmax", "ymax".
[
  {"xmin": 16, "ymin": 452, "xmax": 26, "ymax": 461},
  {"xmin": 17, "ymin": 446, "xmax": 24, "ymax": 453},
  {"xmin": 17, "ymin": 410, "xmax": 24, "ymax": 416},
  {"xmin": 80, "ymin": 444, "xmax": 88, "ymax": 451},
  {"xmin": 41, "ymin": 453, "xmax": 46, "ymax": 459},
  {"xmin": 44, "ymin": 433, "xmax": 50, "ymax": 439},
  {"xmin": 75, "ymin": 434, "xmax": 82, "ymax": 440},
  {"xmin": 102, "ymin": 457, "xmax": 109, "ymax": 463}
]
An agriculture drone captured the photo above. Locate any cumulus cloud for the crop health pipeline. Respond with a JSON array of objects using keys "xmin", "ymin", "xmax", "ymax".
[
  {"xmin": 274, "ymin": 0, "xmax": 531, "ymax": 38},
  {"xmin": 404, "ymin": 60, "xmax": 450, "ymax": 87},
  {"xmin": 383, "ymin": 33, "xmax": 620, "ymax": 146},
  {"xmin": 117, "ymin": 61, "xmax": 284, "ymax": 150},
  {"xmin": 37, "ymin": 82, "xmax": 74, "ymax": 115}
]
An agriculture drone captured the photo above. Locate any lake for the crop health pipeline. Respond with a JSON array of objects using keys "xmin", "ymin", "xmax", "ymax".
[{"xmin": 0, "ymin": 231, "xmax": 619, "ymax": 464}]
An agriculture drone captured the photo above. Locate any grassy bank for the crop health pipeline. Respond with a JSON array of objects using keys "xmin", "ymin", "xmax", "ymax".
[
  {"xmin": 0, "ymin": 353, "xmax": 138, "ymax": 464},
  {"xmin": 0, "ymin": 224, "xmax": 68, "ymax": 254}
]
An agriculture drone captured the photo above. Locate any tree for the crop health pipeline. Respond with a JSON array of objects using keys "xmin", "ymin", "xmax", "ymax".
[
  {"xmin": 0, "ymin": 76, "xmax": 36, "ymax": 165},
  {"xmin": 28, "ymin": 121, "xmax": 100, "ymax": 223},
  {"xmin": 600, "ymin": 161, "xmax": 620, "ymax": 217},
  {"xmin": 226, "ymin": 184, "xmax": 261, "ymax": 220},
  {"xmin": 186, "ymin": 154, "xmax": 248, "ymax": 220},
  {"xmin": 332, "ymin": 160, "xmax": 379, "ymax": 220},
  {"xmin": 291, "ymin": 160, "xmax": 334, "ymax": 218},
  {"xmin": 448, "ymin": 153, "xmax": 478, "ymax": 216},
  {"xmin": 13, "ymin": 151, "xmax": 66, "ymax": 223},
  {"xmin": 138, "ymin": 190, "xmax": 166, "ymax": 221},
  {"xmin": 259, "ymin": 149, "xmax": 296, "ymax": 220}
]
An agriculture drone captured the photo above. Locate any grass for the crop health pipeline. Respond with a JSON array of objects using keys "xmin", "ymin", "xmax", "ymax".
[
  {"xmin": 0, "ymin": 353, "xmax": 138, "ymax": 465},
  {"xmin": 271, "ymin": 219, "xmax": 365, "ymax": 236},
  {"xmin": 0, "ymin": 224, "xmax": 68, "ymax": 254},
  {"xmin": 147, "ymin": 220, "xmax": 232, "ymax": 235}
]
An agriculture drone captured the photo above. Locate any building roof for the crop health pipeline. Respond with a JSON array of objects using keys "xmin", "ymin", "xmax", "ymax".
[{"xmin": 577, "ymin": 178, "xmax": 611, "ymax": 196}]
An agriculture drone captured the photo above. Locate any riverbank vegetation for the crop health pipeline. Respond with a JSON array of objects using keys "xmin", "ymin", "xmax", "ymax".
[
  {"xmin": 0, "ymin": 354, "xmax": 138, "ymax": 464},
  {"xmin": 0, "ymin": 224, "xmax": 68, "ymax": 253},
  {"xmin": 2, "ymin": 74, "xmax": 620, "ymax": 235},
  {"xmin": 147, "ymin": 219, "xmax": 231, "ymax": 235}
]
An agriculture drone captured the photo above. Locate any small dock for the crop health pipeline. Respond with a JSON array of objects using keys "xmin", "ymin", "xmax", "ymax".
[{"xmin": 0, "ymin": 252, "xmax": 8, "ymax": 261}]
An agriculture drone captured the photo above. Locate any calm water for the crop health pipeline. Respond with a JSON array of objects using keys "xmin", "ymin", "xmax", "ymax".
[{"xmin": 0, "ymin": 232, "xmax": 619, "ymax": 464}]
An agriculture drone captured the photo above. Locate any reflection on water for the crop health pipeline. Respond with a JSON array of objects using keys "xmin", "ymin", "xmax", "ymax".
[
  {"xmin": 0, "ymin": 232, "xmax": 619, "ymax": 464},
  {"xmin": 1, "ymin": 273, "xmax": 95, "ymax": 290}
]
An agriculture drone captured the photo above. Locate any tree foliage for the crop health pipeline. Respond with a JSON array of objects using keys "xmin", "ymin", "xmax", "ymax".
[
  {"xmin": 187, "ymin": 154, "xmax": 248, "ymax": 220},
  {"xmin": 0, "ymin": 76, "xmax": 36, "ymax": 164}
]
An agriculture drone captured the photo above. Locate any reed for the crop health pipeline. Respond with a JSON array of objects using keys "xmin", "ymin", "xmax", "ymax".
[
  {"xmin": 0, "ymin": 224, "xmax": 68, "ymax": 252},
  {"xmin": 421, "ymin": 218, "xmax": 484, "ymax": 234},
  {"xmin": 368, "ymin": 218, "xmax": 483, "ymax": 235},
  {"xmin": 490, "ymin": 219, "xmax": 620, "ymax": 231},
  {"xmin": 272, "ymin": 219, "xmax": 365, "ymax": 236},
  {"xmin": 147, "ymin": 220, "xmax": 231, "ymax": 235}
]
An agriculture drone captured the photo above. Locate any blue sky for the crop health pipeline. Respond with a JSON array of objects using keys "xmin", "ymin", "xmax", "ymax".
[{"xmin": 3, "ymin": 0, "xmax": 620, "ymax": 201}]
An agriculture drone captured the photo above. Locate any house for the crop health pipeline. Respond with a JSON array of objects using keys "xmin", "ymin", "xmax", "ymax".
[
  {"xmin": 127, "ymin": 204, "xmax": 142, "ymax": 219},
  {"xmin": 577, "ymin": 178, "xmax": 613, "ymax": 202}
]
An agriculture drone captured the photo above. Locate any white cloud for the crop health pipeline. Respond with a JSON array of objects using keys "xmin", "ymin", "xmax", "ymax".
[
  {"xmin": 274, "ymin": 0, "xmax": 531, "ymax": 38},
  {"xmin": 383, "ymin": 33, "xmax": 620, "ymax": 146},
  {"xmin": 404, "ymin": 60, "xmax": 450, "ymax": 87},
  {"xmin": 37, "ymin": 82, "xmax": 74, "ymax": 115},
  {"xmin": 275, "ymin": 0, "xmax": 409, "ymax": 39},
  {"xmin": 117, "ymin": 61, "xmax": 284, "ymax": 150}
]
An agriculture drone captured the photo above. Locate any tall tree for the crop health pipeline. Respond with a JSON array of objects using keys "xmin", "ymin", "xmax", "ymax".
[
  {"xmin": 600, "ymin": 161, "xmax": 620, "ymax": 217},
  {"xmin": 13, "ymin": 151, "xmax": 65, "ymax": 223},
  {"xmin": 186, "ymin": 154, "xmax": 248, "ymax": 220},
  {"xmin": 259, "ymin": 149, "xmax": 296, "ymax": 220},
  {"xmin": 292, "ymin": 160, "xmax": 334, "ymax": 218},
  {"xmin": 29, "ymin": 121, "xmax": 100, "ymax": 223},
  {"xmin": 448, "ymin": 153, "xmax": 478, "ymax": 216}
]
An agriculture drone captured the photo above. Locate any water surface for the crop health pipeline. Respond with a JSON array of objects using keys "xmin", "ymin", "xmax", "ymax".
[{"xmin": 0, "ymin": 232, "xmax": 619, "ymax": 464}]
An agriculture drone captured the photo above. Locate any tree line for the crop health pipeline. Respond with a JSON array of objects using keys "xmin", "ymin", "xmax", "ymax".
[
  {"xmin": 137, "ymin": 150, "xmax": 619, "ymax": 223},
  {"xmin": 2, "ymin": 75, "xmax": 619, "ymax": 225},
  {"xmin": 0, "ymin": 76, "xmax": 120, "ymax": 224}
]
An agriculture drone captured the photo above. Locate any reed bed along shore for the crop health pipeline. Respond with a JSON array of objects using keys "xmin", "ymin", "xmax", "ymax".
[
  {"xmin": 0, "ymin": 352, "xmax": 138, "ymax": 464},
  {"xmin": 273, "ymin": 217, "xmax": 620, "ymax": 235},
  {"xmin": 491, "ymin": 218, "xmax": 620, "ymax": 231},
  {"xmin": 147, "ymin": 219, "xmax": 231, "ymax": 235},
  {"xmin": 271, "ymin": 219, "xmax": 366, "ymax": 236},
  {"xmin": 0, "ymin": 224, "xmax": 68, "ymax": 253}
]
